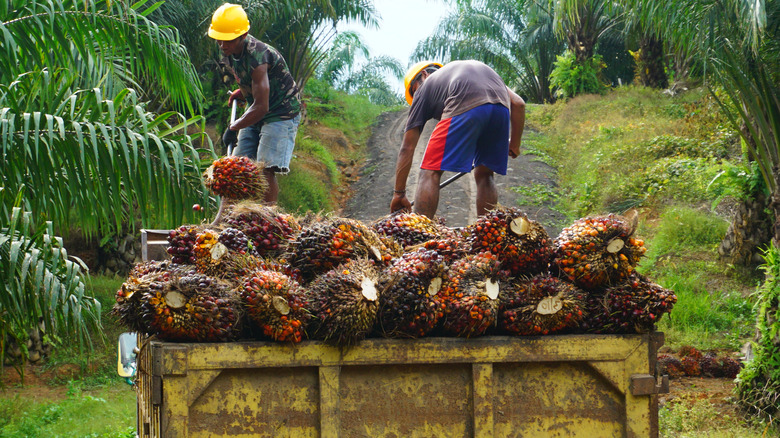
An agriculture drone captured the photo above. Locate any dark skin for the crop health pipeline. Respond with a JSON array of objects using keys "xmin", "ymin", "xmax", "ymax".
[{"xmin": 390, "ymin": 70, "xmax": 526, "ymax": 219}]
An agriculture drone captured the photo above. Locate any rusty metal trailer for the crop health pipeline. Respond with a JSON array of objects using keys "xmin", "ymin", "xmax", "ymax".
[{"xmin": 134, "ymin": 332, "xmax": 668, "ymax": 437}]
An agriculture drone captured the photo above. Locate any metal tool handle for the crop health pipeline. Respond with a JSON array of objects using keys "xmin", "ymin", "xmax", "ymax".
[
  {"xmin": 409, "ymin": 171, "xmax": 468, "ymax": 207},
  {"xmin": 227, "ymin": 99, "xmax": 238, "ymax": 156}
]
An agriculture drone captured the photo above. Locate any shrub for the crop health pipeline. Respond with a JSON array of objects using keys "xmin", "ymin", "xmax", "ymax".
[{"xmin": 549, "ymin": 51, "xmax": 608, "ymax": 99}]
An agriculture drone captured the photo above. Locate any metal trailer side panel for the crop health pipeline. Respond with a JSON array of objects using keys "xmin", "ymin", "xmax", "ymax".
[{"xmin": 136, "ymin": 333, "xmax": 667, "ymax": 437}]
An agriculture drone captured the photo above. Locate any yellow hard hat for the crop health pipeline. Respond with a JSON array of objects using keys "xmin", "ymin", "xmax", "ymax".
[
  {"xmin": 404, "ymin": 61, "xmax": 442, "ymax": 105},
  {"xmin": 208, "ymin": 3, "xmax": 250, "ymax": 41}
]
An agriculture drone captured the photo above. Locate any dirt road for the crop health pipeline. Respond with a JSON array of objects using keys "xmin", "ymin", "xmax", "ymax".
[{"xmin": 342, "ymin": 108, "xmax": 566, "ymax": 235}]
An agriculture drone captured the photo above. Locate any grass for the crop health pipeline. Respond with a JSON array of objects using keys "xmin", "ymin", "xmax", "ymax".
[{"xmin": 659, "ymin": 394, "xmax": 767, "ymax": 437}]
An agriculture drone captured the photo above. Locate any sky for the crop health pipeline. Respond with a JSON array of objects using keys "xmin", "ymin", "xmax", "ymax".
[{"xmin": 336, "ymin": 0, "xmax": 454, "ymax": 94}]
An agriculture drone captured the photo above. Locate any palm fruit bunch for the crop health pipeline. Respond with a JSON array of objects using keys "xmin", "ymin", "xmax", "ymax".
[
  {"xmin": 376, "ymin": 247, "xmax": 447, "ymax": 338},
  {"xmin": 420, "ymin": 235, "xmax": 469, "ymax": 264},
  {"xmin": 308, "ymin": 259, "xmax": 380, "ymax": 346},
  {"xmin": 492, "ymin": 208, "xmax": 553, "ymax": 276},
  {"xmin": 681, "ymin": 356, "xmax": 702, "ymax": 376},
  {"xmin": 438, "ymin": 252, "xmax": 505, "ymax": 337},
  {"xmin": 223, "ymin": 203, "xmax": 300, "ymax": 257},
  {"xmin": 553, "ymin": 212, "xmax": 647, "ymax": 289},
  {"xmin": 372, "ymin": 211, "xmax": 444, "ymax": 248},
  {"xmin": 498, "ymin": 275, "xmax": 587, "ymax": 336},
  {"xmin": 112, "ymin": 260, "xmax": 177, "ymax": 332},
  {"xmin": 678, "ymin": 345, "xmax": 703, "ymax": 361},
  {"xmin": 203, "ymin": 156, "xmax": 268, "ymax": 200},
  {"xmin": 140, "ymin": 270, "xmax": 240, "ymax": 342},
  {"xmin": 287, "ymin": 218, "xmax": 399, "ymax": 282},
  {"xmin": 465, "ymin": 208, "xmax": 511, "ymax": 255},
  {"xmin": 584, "ymin": 273, "xmax": 677, "ymax": 333},
  {"xmin": 719, "ymin": 356, "xmax": 742, "ymax": 379},
  {"xmin": 167, "ymin": 225, "xmax": 201, "ymax": 264},
  {"xmin": 218, "ymin": 227, "xmax": 249, "ymax": 254},
  {"xmin": 240, "ymin": 267, "xmax": 310, "ymax": 343},
  {"xmin": 193, "ymin": 229, "xmax": 225, "ymax": 276},
  {"xmin": 699, "ymin": 351, "xmax": 741, "ymax": 378},
  {"xmin": 657, "ymin": 354, "xmax": 685, "ymax": 379}
]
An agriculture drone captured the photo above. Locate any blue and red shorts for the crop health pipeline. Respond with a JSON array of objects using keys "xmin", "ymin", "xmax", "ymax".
[{"xmin": 421, "ymin": 103, "xmax": 510, "ymax": 175}]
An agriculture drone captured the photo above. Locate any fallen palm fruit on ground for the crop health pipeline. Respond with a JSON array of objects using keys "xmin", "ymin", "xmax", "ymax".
[
  {"xmin": 376, "ymin": 247, "xmax": 447, "ymax": 338},
  {"xmin": 203, "ymin": 156, "xmax": 268, "ymax": 200},
  {"xmin": 240, "ymin": 267, "xmax": 310, "ymax": 343},
  {"xmin": 498, "ymin": 275, "xmax": 587, "ymax": 336}
]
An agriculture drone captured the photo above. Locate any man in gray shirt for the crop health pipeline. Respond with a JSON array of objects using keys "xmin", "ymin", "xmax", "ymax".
[{"xmin": 390, "ymin": 60, "xmax": 526, "ymax": 219}]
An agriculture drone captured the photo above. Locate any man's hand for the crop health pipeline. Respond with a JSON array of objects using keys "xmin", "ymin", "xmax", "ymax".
[
  {"xmin": 509, "ymin": 143, "xmax": 520, "ymax": 159},
  {"xmin": 222, "ymin": 127, "xmax": 238, "ymax": 148},
  {"xmin": 227, "ymin": 89, "xmax": 244, "ymax": 106},
  {"xmin": 390, "ymin": 192, "xmax": 411, "ymax": 213}
]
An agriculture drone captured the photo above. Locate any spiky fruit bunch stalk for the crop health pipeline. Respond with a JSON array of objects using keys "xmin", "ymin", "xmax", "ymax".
[
  {"xmin": 657, "ymin": 354, "xmax": 685, "ymax": 379},
  {"xmin": 438, "ymin": 252, "xmax": 504, "ymax": 337},
  {"xmin": 218, "ymin": 227, "xmax": 249, "ymax": 254},
  {"xmin": 167, "ymin": 225, "xmax": 202, "ymax": 264},
  {"xmin": 287, "ymin": 218, "xmax": 398, "ymax": 282},
  {"xmin": 140, "ymin": 271, "xmax": 240, "ymax": 342},
  {"xmin": 308, "ymin": 259, "xmax": 381, "ymax": 346},
  {"xmin": 372, "ymin": 211, "xmax": 444, "ymax": 248},
  {"xmin": 498, "ymin": 275, "xmax": 587, "ymax": 336},
  {"xmin": 376, "ymin": 248, "xmax": 447, "ymax": 338},
  {"xmin": 240, "ymin": 268, "xmax": 310, "ymax": 343},
  {"xmin": 553, "ymin": 213, "xmax": 647, "ymax": 289},
  {"xmin": 112, "ymin": 261, "xmax": 177, "ymax": 333},
  {"xmin": 223, "ymin": 203, "xmax": 301, "ymax": 257},
  {"xmin": 203, "ymin": 156, "xmax": 268, "ymax": 200},
  {"xmin": 584, "ymin": 274, "xmax": 677, "ymax": 334}
]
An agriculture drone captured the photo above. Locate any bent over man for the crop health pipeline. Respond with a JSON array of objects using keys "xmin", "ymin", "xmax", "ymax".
[
  {"xmin": 208, "ymin": 3, "xmax": 301, "ymax": 205},
  {"xmin": 390, "ymin": 60, "xmax": 526, "ymax": 219}
]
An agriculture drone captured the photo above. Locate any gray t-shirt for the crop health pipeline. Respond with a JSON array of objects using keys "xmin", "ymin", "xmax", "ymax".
[{"xmin": 405, "ymin": 60, "xmax": 510, "ymax": 132}]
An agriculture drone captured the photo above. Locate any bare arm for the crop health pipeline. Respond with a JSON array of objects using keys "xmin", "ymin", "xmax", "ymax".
[
  {"xmin": 230, "ymin": 64, "xmax": 270, "ymax": 130},
  {"xmin": 507, "ymin": 87, "xmax": 525, "ymax": 159},
  {"xmin": 390, "ymin": 127, "xmax": 421, "ymax": 212}
]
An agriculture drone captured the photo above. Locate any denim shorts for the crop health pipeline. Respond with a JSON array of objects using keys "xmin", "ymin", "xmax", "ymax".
[{"xmin": 233, "ymin": 114, "xmax": 301, "ymax": 173}]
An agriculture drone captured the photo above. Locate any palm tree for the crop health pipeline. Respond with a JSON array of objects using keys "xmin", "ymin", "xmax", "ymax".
[
  {"xmin": 550, "ymin": 0, "xmax": 623, "ymax": 64},
  {"xmin": 414, "ymin": 0, "xmax": 562, "ymax": 103}
]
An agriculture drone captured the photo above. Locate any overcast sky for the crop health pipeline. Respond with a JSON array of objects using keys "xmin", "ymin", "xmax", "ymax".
[{"xmin": 336, "ymin": 0, "xmax": 453, "ymax": 93}]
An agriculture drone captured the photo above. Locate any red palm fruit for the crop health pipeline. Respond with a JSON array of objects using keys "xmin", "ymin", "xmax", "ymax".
[
  {"xmin": 240, "ymin": 268, "xmax": 310, "ymax": 343},
  {"xmin": 372, "ymin": 211, "xmax": 445, "ymax": 248},
  {"xmin": 700, "ymin": 352, "xmax": 725, "ymax": 377},
  {"xmin": 167, "ymin": 225, "xmax": 202, "ymax": 264},
  {"xmin": 438, "ymin": 252, "xmax": 505, "ymax": 337},
  {"xmin": 681, "ymin": 356, "xmax": 702, "ymax": 376},
  {"xmin": 465, "ymin": 209, "xmax": 510, "ymax": 255},
  {"xmin": 420, "ymin": 234, "xmax": 469, "ymax": 264},
  {"xmin": 720, "ymin": 356, "xmax": 742, "ymax": 378},
  {"xmin": 112, "ymin": 261, "xmax": 177, "ymax": 333},
  {"xmin": 678, "ymin": 345, "xmax": 703, "ymax": 360},
  {"xmin": 203, "ymin": 156, "xmax": 268, "ymax": 200},
  {"xmin": 376, "ymin": 248, "xmax": 447, "ymax": 338},
  {"xmin": 657, "ymin": 354, "xmax": 684, "ymax": 379},
  {"xmin": 498, "ymin": 275, "xmax": 587, "ymax": 336},
  {"xmin": 553, "ymin": 212, "xmax": 647, "ymax": 289},
  {"xmin": 223, "ymin": 203, "xmax": 301, "ymax": 257},
  {"xmin": 308, "ymin": 259, "xmax": 381, "ymax": 346}
]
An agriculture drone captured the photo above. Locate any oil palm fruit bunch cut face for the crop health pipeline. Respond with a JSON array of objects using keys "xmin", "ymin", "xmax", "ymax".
[
  {"xmin": 498, "ymin": 275, "xmax": 587, "ymax": 336},
  {"xmin": 240, "ymin": 268, "xmax": 310, "ymax": 343},
  {"xmin": 223, "ymin": 203, "xmax": 301, "ymax": 257},
  {"xmin": 140, "ymin": 270, "xmax": 240, "ymax": 342},
  {"xmin": 167, "ymin": 225, "xmax": 202, "ymax": 264},
  {"xmin": 376, "ymin": 248, "xmax": 447, "ymax": 338},
  {"xmin": 372, "ymin": 211, "xmax": 444, "ymax": 248},
  {"xmin": 553, "ymin": 212, "xmax": 647, "ymax": 289},
  {"xmin": 584, "ymin": 273, "xmax": 676, "ymax": 333},
  {"xmin": 287, "ymin": 218, "xmax": 398, "ymax": 282},
  {"xmin": 203, "ymin": 156, "xmax": 268, "ymax": 200},
  {"xmin": 308, "ymin": 259, "xmax": 380, "ymax": 346},
  {"xmin": 438, "ymin": 252, "xmax": 504, "ymax": 337},
  {"xmin": 112, "ymin": 261, "xmax": 177, "ymax": 333}
]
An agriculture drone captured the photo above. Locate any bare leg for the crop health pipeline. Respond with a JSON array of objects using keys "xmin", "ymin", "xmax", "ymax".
[
  {"xmin": 474, "ymin": 165, "xmax": 497, "ymax": 216},
  {"xmin": 413, "ymin": 169, "xmax": 443, "ymax": 219},
  {"xmin": 264, "ymin": 168, "xmax": 278, "ymax": 205}
]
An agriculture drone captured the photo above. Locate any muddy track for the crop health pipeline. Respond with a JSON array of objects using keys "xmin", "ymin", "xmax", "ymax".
[{"xmin": 341, "ymin": 108, "xmax": 566, "ymax": 235}]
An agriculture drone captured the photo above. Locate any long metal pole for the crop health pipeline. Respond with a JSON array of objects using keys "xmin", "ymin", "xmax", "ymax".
[
  {"xmin": 227, "ymin": 98, "xmax": 238, "ymax": 156},
  {"xmin": 409, "ymin": 171, "xmax": 468, "ymax": 207}
]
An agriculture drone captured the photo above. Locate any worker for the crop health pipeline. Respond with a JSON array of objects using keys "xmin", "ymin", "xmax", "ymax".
[
  {"xmin": 208, "ymin": 3, "xmax": 301, "ymax": 206},
  {"xmin": 390, "ymin": 60, "xmax": 526, "ymax": 219}
]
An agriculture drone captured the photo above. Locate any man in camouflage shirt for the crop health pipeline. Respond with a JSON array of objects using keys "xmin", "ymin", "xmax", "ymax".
[{"xmin": 209, "ymin": 3, "xmax": 301, "ymax": 205}]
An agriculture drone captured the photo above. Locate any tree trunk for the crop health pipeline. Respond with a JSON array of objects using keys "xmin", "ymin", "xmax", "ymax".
[
  {"xmin": 771, "ymin": 168, "xmax": 780, "ymax": 249},
  {"xmin": 719, "ymin": 192, "xmax": 772, "ymax": 266},
  {"xmin": 636, "ymin": 35, "xmax": 668, "ymax": 89}
]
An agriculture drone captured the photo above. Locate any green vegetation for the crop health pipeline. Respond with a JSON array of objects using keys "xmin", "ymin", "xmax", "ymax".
[
  {"xmin": 549, "ymin": 51, "xmax": 608, "ymax": 99},
  {"xmin": 659, "ymin": 394, "xmax": 761, "ymax": 438}
]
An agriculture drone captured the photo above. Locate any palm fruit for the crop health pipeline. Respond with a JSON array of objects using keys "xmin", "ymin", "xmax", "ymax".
[
  {"xmin": 167, "ymin": 225, "xmax": 202, "ymax": 264},
  {"xmin": 203, "ymin": 156, "xmax": 268, "ymax": 200},
  {"xmin": 240, "ymin": 268, "xmax": 310, "ymax": 343},
  {"xmin": 223, "ymin": 203, "xmax": 301, "ymax": 257},
  {"xmin": 218, "ymin": 227, "xmax": 249, "ymax": 254},
  {"xmin": 700, "ymin": 352, "xmax": 725, "ymax": 378},
  {"xmin": 376, "ymin": 248, "xmax": 447, "ymax": 338},
  {"xmin": 678, "ymin": 345, "xmax": 703, "ymax": 361},
  {"xmin": 657, "ymin": 354, "xmax": 684, "ymax": 379},
  {"xmin": 112, "ymin": 260, "xmax": 177, "ymax": 333},
  {"xmin": 140, "ymin": 270, "xmax": 239, "ymax": 342},
  {"xmin": 372, "ymin": 211, "xmax": 444, "ymax": 248},
  {"xmin": 553, "ymin": 212, "xmax": 647, "ymax": 289},
  {"xmin": 681, "ymin": 356, "xmax": 702, "ymax": 376},
  {"xmin": 420, "ymin": 234, "xmax": 469, "ymax": 264},
  {"xmin": 193, "ymin": 229, "xmax": 225, "ymax": 276},
  {"xmin": 465, "ymin": 208, "xmax": 510, "ymax": 255},
  {"xmin": 308, "ymin": 259, "xmax": 380, "ymax": 346},
  {"xmin": 584, "ymin": 274, "xmax": 677, "ymax": 333},
  {"xmin": 498, "ymin": 275, "xmax": 587, "ymax": 336},
  {"xmin": 287, "ymin": 217, "xmax": 398, "ymax": 282},
  {"xmin": 720, "ymin": 356, "xmax": 742, "ymax": 378},
  {"xmin": 438, "ymin": 252, "xmax": 505, "ymax": 337}
]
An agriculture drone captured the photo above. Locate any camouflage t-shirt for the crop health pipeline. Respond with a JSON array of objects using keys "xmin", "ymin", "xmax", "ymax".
[{"xmin": 222, "ymin": 35, "xmax": 301, "ymax": 125}]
